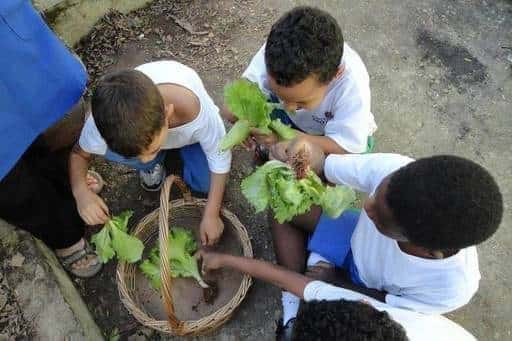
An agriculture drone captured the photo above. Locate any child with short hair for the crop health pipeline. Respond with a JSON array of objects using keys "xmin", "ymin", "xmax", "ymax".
[
  {"xmin": 270, "ymin": 139, "xmax": 503, "ymax": 331},
  {"xmin": 223, "ymin": 6, "xmax": 377, "ymax": 159},
  {"xmin": 198, "ymin": 250, "xmax": 477, "ymax": 341},
  {"xmin": 70, "ymin": 61, "xmax": 230, "ymax": 245}
]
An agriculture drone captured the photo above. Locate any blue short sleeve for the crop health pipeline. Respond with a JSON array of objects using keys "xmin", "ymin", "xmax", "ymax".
[{"xmin": 0, "ymin": 0, "xmax": 87, "ymax": 180}]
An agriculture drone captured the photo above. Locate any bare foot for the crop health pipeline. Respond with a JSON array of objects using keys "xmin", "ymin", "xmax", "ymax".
[{"xmin": 86, "ymin": 171, "xmax": 104, "ymax": 194}]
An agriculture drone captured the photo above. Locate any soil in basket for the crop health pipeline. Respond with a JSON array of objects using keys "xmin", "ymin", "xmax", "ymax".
[{"xmin": 134, "ymin": 218, "xmax": 244, "ymax": 321}]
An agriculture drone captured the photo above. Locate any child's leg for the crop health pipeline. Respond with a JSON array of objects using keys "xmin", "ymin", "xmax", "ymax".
[
  {"xmin": 270, "ymin": 205, "xmax": 322, "ymax": 273},
  {"xmin": 178, "ymin": 143, "xmax": 210, "ymax": 194},
  {"xmin": 0, "ymin": 146, "xmax": 85, "ymax": 250},
  {"xmin": 271, "ymin": 206, "xmax": 322, "ymax": 327}
]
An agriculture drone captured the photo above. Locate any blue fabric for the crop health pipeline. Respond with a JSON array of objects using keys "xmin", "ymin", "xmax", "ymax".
[
  {"xmin": 308, "ymin": 209, "xmax": 364, "ymax": 285},
  {"xmin": 268, "ymin": 93, "xmax": 303, "ymax": 132},
  {"xmin": 179, "ymin": 143, "xmax": 210, "ymax": 194},
  {"xmin": 342, "ymin": 250, "xmax": 365, "ymax": 287},
  {"xmin": 104, "ymin": 148, "xmax": 166, "ymax": 171},
  {"xmin": 104, "ymin": 143, "xmax": 210, "ymax": 193},
  {"xmin": 0, "ymin": 0, "xmax": 87, "ymax": 180}
]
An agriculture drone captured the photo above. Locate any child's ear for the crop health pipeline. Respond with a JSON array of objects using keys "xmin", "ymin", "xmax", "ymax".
[{"xmin": 334, "ymin": 65, "xmax": 345, "ymax": 80}]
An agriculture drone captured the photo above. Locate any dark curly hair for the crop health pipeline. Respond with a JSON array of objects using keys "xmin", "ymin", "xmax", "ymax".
[
  {"xmin": 265, "ymin": 6, "xmax": 344, "ymax": 86},
  {"xmin": 92, "ymin": 70, "xmax": 165, "ymax": 157},
  {"xmin": 292, "ymin": 300, "xmax": 408, "ymax": 341},
  {"xmin": 387, "ymin": 155, "xmax": 503, "ymax": 250}
]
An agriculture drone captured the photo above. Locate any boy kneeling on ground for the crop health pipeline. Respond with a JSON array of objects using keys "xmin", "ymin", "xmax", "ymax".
[
  {"xmin": 70, "ymin": 61, "xmax": 230, "ymax": 245},
  {"xmin": 269, "ymin": 138, "xmax": 503, "ymax": 334}
]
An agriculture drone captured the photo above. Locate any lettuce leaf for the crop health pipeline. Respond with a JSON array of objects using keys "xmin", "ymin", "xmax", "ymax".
[
  {"xmin": 242, "ymin": 161, "xmax": 356, "ymax": 223},
  {"xmin": 90, "ymin": 210, "xmax": 143, "ymax": 264},
  {"xmin": 110, "ymin": 225, "xmax": 144, "ymax": 263},
  {"xmin": 269, "ymin": 119, "xmax": 296, "ymax": 140},
  {"xmin": 139, "ymin": 259, "xmax": 161, "ymax": 290},
  {"xmin": 139, "ymin": 227, "xmax": 208, "ymax": 290},
  {"xmin": 219, "ymin": 120, "xmax": 251, "ymax": 151},
  {"xmin": 220, "ymin": 79, "xmax": 296, "ymax": 150},
  {"xmin": 90, "ymin": 226, "xmax": 115, "ymax": 263},
  {"xmin": 241, "ymin": 160, "xmax": 289, "ymax": 212},
  {"xmin": 321, "ymin": 185, "xmax": 357, "ymax": 218}
]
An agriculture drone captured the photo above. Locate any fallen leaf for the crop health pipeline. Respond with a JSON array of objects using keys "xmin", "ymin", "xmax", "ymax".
[{"xmin": 170, "ymin": 15, "xmax": 209, "ymax": 35}]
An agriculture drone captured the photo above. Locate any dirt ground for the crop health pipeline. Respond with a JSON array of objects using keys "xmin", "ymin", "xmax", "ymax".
[
  {"xmin": 0, "ymin": 261, "xmax": 29, "ymax": 339},
  {"xmin": 69, "ymin": 0, "xmax": 511, "ymax": 340},
  {"xmin": 73, "ymin": 1, "xmax": 283, "ymax": 339}
]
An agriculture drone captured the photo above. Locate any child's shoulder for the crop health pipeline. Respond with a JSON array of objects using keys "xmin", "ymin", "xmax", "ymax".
[
  {"xmin": 334, "ymin": 43, "xmax": 369, "ymax": 89},
  {"xmin": 135, "ymin": 60, "xmax": 202, "ymax": 86}
]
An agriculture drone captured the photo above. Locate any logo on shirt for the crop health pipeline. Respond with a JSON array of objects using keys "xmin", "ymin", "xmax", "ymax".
[{"xmin": 311, "ymin": 112, "xmax": 334, "ymax": 125}]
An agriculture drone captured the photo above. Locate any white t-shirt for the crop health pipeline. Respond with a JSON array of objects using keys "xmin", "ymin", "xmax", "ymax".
[
  {"xmin": 303, "ymin": 281, "xmax": 476, "ymax": 341},
  {"xmin": 323, "ymin": 153, "xmax": 480, "ymax": 314},
  {"xmin": 79, "ymin": 61, "xmax": 231, "ymax": 174},
  {"xmin": 242, "ymin": 43, "xmax": 377, "ymax": 153}
]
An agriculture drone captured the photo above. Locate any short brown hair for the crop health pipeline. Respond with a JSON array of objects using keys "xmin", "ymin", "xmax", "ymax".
[{"xmin": 91, "ymin": 70, "xmax": 165, "ymax": 157}]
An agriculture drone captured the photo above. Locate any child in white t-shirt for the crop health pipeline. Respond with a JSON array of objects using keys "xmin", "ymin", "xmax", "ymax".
[
  {"xmin": 222, "ymin": 6, "xmax": 377, "ymax": 160},
  {"xmin": 70, "ymin": 61, "xmax": 231, "ymax": 246},
  {"xmin": 271, "ymin": 139, "xmax": 503, "ymax": 331},
  {"xmin": 198, "ymin": 250, "xmax": 477, "ymax": 341}
]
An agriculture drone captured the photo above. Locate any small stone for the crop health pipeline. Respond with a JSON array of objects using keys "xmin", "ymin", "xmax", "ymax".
[
  {"xmin": 0, "ymin": 292, "xmax": 7, "ymax": 310},
  {"xmin": 127, "ymin": 333, "xmax": 146, "ymax": 341},
  {"xmin": 9, "ymin": 253, "xmax": 25, "ymax": 267}
]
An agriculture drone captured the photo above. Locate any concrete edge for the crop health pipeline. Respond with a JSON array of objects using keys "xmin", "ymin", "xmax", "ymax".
[
  {"xmin": 34, "ymin": 239, "xmax": 104, "ymax": 341},
  {"xmin": 33, "ymin": 0, "xmax": 153, "ymax": 46}
]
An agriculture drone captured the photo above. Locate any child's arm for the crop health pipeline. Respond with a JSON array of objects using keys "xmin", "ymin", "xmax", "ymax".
[
  {"xmin": 294, "ymin": 132, "xmax": 348, "ymax": 155},
  {"xmin": 198, "ymin": 250, "xmax": 312, "ymax": 298},
  {"xmin": 220, "ymin": 106, "xmax": 237, "ymax": 124},
  {"xmin": 251, "ymin": 129, "xmax": 348, "ymax": 155},
  {"xmin": 69, "ymin": 144, "xmax": 109, "ymax": 225},
  {"xmin": 200, "ymin": 172, "xmax": 227, "ymax": 246},
  {"xmin": 305, "ymin": 265, "xmax": 386, "ymax": 302}
]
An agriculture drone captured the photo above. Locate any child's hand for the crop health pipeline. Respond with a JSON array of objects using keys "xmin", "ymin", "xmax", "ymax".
[
  {"xmin": 199, "ymin": 214, "xmax": 224, "ymax": 246},
  {"xmin": 269, "ymin": 141, "xmax": 291, "ymax": 162},
  {"xmin": 75, "ymin": 189, "xmax": 110, "ymax": 226},
  {"xmin": 196, "ymin": 249, "xmax": 225, "ymax": 273},
  {"xmin": 241, "ymin": 135, "xmax": 257, "ymax": 151},
  {"xmin": 286, "ymin": 137, "xmax": 325, "ymax": 175},
  {"xmin": 250, "ymin": 128, "xmax": 279, "ymax": 147},
  {"xmin": 305, "ymin": 263, "xmax": 350, "ymax": 287}
]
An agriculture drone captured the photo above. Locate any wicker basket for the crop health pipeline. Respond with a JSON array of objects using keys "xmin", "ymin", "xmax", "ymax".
[{"xmin": 117, "ymin": 175, "xmax": 253, "ymax": 335}]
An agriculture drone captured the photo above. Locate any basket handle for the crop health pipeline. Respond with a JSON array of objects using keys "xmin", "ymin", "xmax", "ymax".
[{"xmin": 158, "ymin": 175, "xmax": 192, "ymax": 331}]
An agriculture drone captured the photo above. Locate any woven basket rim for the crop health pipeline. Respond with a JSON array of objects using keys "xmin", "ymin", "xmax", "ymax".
[{"xmin": 116, "ymin": 197, "xmax": 253, "ymax": 335}]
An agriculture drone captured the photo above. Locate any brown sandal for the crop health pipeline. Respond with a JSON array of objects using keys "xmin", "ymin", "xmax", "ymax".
[{"xmin": 58, "ymin": 240, "xmax": 102, "ymax": 278}]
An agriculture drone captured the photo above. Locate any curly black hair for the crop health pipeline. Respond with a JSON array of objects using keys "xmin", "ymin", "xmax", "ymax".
[
  {"xmin": 292, "ymin": 299, "xmax": 408, "ymax": 341},
  {"xmin": 265, "ymin": 6, "xmax": 344, "ymax": 86},
  {"xmin": 386, "ymin": 155, "xmax": 503, "ymax": 250}
]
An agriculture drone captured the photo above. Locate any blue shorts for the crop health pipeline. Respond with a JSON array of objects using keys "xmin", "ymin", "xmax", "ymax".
[
  {"xmin": 307, "ymin": 209, "xmax": 365, "ymax": 286},
  {"xmin": 104, "ymin": 143, "xmax": 210, "ymax": 193}
]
